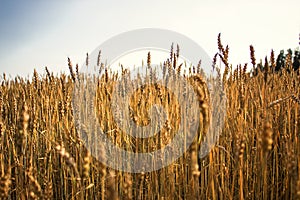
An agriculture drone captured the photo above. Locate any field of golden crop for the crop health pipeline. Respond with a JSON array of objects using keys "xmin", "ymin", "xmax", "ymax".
[{"xmin": 0, "ymin": 36, "xmax": 299, "ymax": 199}]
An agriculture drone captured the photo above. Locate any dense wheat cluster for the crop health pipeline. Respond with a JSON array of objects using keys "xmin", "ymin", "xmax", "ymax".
[{"xmin": 0, "ymin": 36, "xmax": 299, "ymax": 199}]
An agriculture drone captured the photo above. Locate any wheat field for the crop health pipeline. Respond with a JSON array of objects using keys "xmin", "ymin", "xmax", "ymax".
[{"xmin": 0, "ymin": 35, "xmax": 299, "ymax": 200}]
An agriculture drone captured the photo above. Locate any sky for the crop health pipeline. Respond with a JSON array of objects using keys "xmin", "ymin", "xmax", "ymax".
[{"xmin": 0, "ymin": 0, "xmax": 299, "ymax": 78}]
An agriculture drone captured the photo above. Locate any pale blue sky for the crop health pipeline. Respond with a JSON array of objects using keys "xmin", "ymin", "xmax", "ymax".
[{"xmin": 0, "ymin": 0, "xmax": 299, "ymax": 78}]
